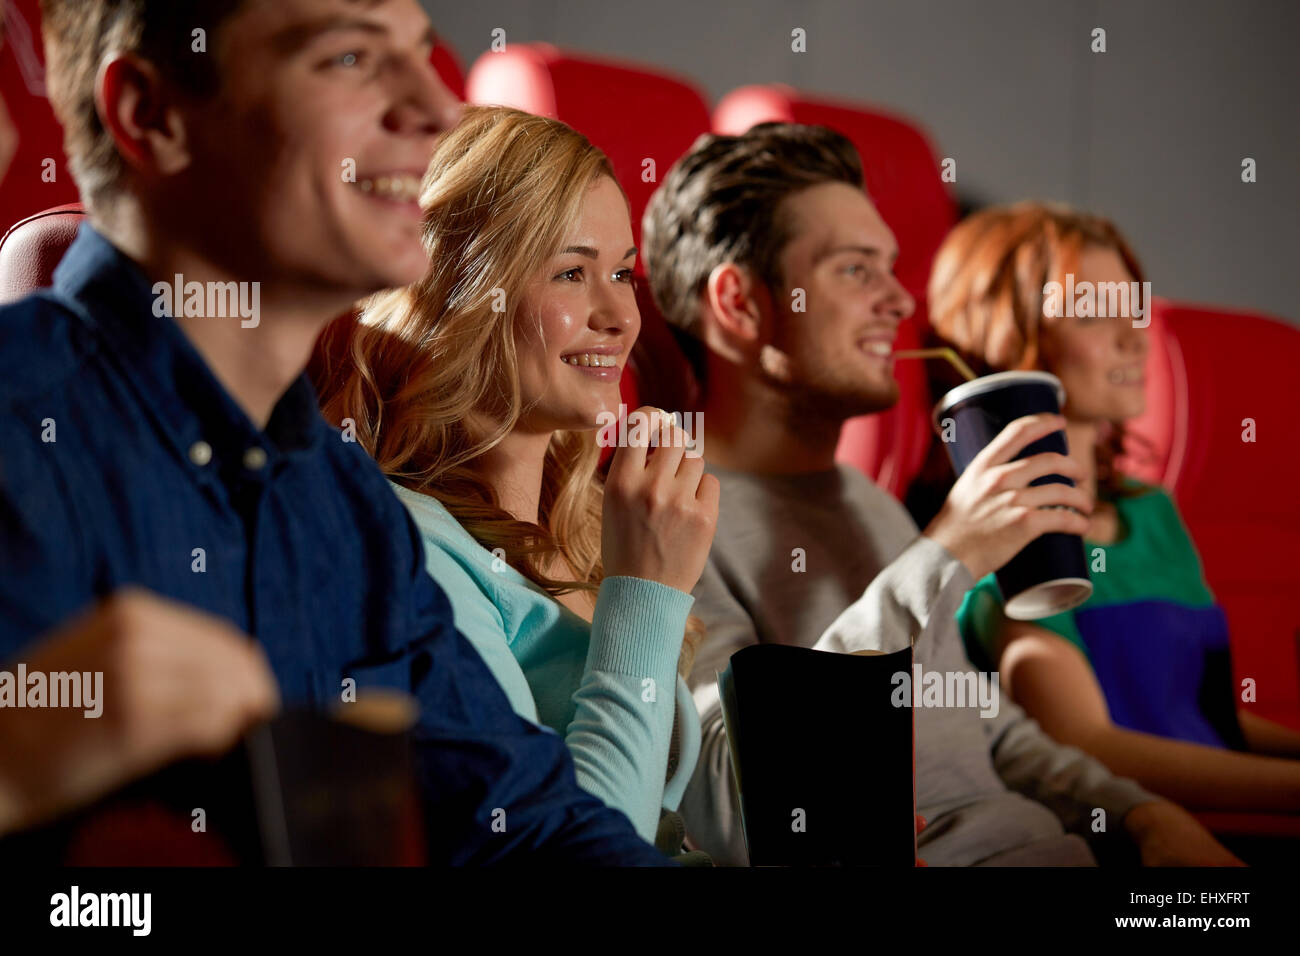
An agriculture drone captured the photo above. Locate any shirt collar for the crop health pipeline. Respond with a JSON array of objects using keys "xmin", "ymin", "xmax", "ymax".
[{"xmin": 51, "ymin": 224, "xmax": 326, "ymax": 478}]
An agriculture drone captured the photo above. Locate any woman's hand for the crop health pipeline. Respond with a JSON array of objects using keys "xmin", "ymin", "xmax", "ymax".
[
  {"xmin": 603, "ymin": 407, "xmax": 719, "ymax": 595},
  {"xmin": 1124, "ymin": 801, "xmax": 1245, "ymax": 867}
]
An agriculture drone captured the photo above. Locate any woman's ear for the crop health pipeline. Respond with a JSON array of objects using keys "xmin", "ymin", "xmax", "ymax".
[
  {"xmin": 704, "ymin": 262, "xmax": 766, "ymax": 350},
  {"xmin": 96, "ymin": 53, "xmax": 194, "ymax": 179}
]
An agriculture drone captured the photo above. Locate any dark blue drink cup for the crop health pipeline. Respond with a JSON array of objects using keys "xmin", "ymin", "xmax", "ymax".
[{"xmin": 932, "ymin": 371, "xmax": 1092, "ymax": 620}]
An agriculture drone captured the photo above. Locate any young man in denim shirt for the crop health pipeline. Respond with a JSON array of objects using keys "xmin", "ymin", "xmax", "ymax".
[{"xmin": 0, "ymin": 0, "xmax": 667, "ymax": 865}]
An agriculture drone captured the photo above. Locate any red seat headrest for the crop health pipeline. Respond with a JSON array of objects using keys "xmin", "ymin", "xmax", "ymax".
[
  {"xmin": 465, "ymin": 44, "xmax": 711, "ymax": 251},
  {"xmin": 0, "ymin": 202, "xmax": 86, "ymax": 305}
]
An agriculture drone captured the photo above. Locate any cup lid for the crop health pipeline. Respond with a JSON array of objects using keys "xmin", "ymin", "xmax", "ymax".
[{"xmin": 932, "ymin": 370, "xmax": 1065, "ymax": 430}]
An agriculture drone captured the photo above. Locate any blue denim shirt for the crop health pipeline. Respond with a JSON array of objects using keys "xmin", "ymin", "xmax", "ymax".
[{"xmin": 0, "ymin": 225, "xmax": 667, "ymax": 865}]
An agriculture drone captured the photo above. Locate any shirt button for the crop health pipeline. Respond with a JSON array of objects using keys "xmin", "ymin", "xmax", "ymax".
[
  {"xmin": 188, "ymin": 441, "xmax": 213, "ymax": 466},
  {"xmin": 242, "ymin": 446, "xmax": 268, "ymax": 470}
]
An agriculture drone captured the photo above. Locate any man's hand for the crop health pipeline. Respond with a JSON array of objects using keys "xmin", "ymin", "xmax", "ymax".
[
  {"xmin": 1124, "ymin": 800, "xmax": 1245, "ymax": 867},
  {"xmin": 924, "ymin": 413, "xmax": 1092, "ymax": 581},
  {"xmin": 0, "ymin": 589, "xmax": 280, "ymax": 837}
]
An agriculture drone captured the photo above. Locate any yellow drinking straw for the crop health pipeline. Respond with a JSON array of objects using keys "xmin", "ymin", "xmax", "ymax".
[{"xmin": 892, "ymin": 347, "xmax": 977, "ymax": 382}]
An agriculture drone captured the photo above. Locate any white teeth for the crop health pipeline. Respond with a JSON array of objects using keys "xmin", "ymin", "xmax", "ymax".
[
  {"xmin": 562, "ymin": 353, "xmax": 617, "ymax": 367},
  {"xmin": 863, "ymin": 341, "xmax": 892, "ymax": 357},
  {"xmin": 356, "ymin": 174, "xmax": 421, "ymax": 203}
]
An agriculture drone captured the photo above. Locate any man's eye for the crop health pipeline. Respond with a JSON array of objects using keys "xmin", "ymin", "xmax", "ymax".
[
  {"xmin": 332, "ymin": 50, "xmax": 367, "ymax": 68},
  {"xmin": 843, "ymin": 263, "xmax": 868, "ymax": 278}
]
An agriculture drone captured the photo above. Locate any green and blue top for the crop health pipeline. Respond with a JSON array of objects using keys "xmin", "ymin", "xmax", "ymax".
[{"xmin": 958, "ymin": 480, "xmax": 1242, "ymax": 748}]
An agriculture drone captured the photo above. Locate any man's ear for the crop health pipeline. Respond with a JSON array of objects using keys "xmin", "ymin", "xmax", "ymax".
[
  {"xmin": 704, "ymin": 262, "xmax": 767, "ymax": 349},
  {"xmin": 96, "ymin": 54, "xmax": 193, "ymax": 179}
]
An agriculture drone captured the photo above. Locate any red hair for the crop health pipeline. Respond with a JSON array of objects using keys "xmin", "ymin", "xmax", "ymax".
[{"xmin": 927, "ymin": 202, "xmax": 1151, "ymax": 496}]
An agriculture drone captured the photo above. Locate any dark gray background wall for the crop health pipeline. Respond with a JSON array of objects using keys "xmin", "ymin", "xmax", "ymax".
[{"xmin": 424, "ymin": 0, "xmax": 1298, "ymax": 323}]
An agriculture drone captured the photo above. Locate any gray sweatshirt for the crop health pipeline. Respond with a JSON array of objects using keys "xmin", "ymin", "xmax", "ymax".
[{"xmin": 682, "ymin": 462, "xmax": 1157, "ymax": 866}]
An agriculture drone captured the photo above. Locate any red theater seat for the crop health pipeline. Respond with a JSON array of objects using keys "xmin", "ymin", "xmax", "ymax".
[
  {"xmin": 1125, "ymin": 299, "xmax": 1300, "ymax": 730},
  {"xmin": 0, "ymin": 201, "xmax": 84, "ymax": 304},
  {"xmin": 0, "ymin": 0, "xmax": 82, "ymax": 237},
  {"xmin": 431, "ymin": 39, "xmax": 466, "ymax": 101},
  {"xmin": 713, "ymin": 85, "xmax": 956, "ymax": 497},
  {"xmin": 466, "ymin": 44, "xmax": 710, "ymax": 249},
  {"xmin": 466, "ymin": 44, "xmax": 712, "ymax": 425}
]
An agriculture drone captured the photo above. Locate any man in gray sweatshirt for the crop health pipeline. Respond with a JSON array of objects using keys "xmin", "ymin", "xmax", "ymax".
[{"xmin": 641, "ymin": 122, "xmax": 1241, "ymax": 866}]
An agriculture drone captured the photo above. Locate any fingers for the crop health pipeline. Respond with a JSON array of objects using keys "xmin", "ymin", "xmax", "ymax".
[
  {"xmin": 610, "ymin": 405, "xmax": 703, "ymax": 494},
  {"xmin": 605, "ymin": 427, "xmax": 648, "ymax": 486},
  {"xmin": 971, "ymin": 413, "xmax": 1066, "ymax": 470},
  {"xmin": 995, "ymin": 451, "xmax": 1084, "ymax": 487},
  {"xmin": 1026, "ymin": 506, "xmax": 1091, "ymax": 538},
  {"xmin": 607, "ymin": 406, "xmax": 680, "ymax": 485},
  {"xmin": 674, "ymin": 450, "xmax": 706, "ymax": 487},
  {"xmin": 646, "ymin": 416, "xmax": 687, "ymax": 480},
  {"xmin": 107, "ymin": 594, "xmax": 280, "ymax": 757},
  {"xmin": 695, "ymin": 472, "xmax": 721, "ymax": 510},
  {"xmin": 1014, "ymin": 481, "xmax": 1094, "ymax": 517}
]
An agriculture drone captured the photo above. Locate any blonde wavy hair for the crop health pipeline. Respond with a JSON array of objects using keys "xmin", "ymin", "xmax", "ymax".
[
  {"xmin": 927, "ymin": 201, "xmax": 1150, "ymax": 496},
  {"xmin": 315, "ymin": 105, "xmax": 619, "ymax": 596}
]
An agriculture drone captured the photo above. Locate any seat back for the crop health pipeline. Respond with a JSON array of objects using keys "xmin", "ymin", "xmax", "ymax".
[
  {"xmin": 431, "ymin": 41, "xmax": 466, "ymax": 101},
  {"xmin": 1126, "ymin": 300, "xmax": 1300, "ymax": 728},
  {"xmin": 1116, "ymin": 298, "xmax": 1180, "ymax": 486},
  {"xmin": 0, "ymin": 0, "xmax": 82, "ymax": 234},
  {"xmin": 713, "ymin": 85, "xmax": 956, "ymax": 497},
  {"xmin": 467, "ymin": 44, "xmax": 710, "ymax": 250},
  {"xmin": 0, "ymin": 201, "xmax": 85, "ymax": 304}
]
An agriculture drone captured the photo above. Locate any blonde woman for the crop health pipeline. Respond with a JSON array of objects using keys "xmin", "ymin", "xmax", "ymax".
[
  {"xmin": 929, "ymin": 202, "xmax": 1300, "ymax": 817},
  {"xmin": 315, "ymin": 106, "xmax": 718, "ymax": 851}
]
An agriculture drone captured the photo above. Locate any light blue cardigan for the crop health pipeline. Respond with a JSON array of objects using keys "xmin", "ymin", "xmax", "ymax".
[{"xmin": 393, "ymin": 482, "xmax": 701, "ymax": 841}]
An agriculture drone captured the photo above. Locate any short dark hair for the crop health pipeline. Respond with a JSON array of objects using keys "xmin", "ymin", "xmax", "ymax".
[
  {"xmin": 642, "ymin": 122, "xmax": 865, "ymax": 338},
  {"xmin": 40, "ymin": 0, "xmax": 246, "ymax": 207}
]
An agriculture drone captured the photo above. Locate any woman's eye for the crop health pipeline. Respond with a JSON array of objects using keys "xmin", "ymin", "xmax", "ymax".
[
  {"xmin": 555, "ymin": 267, "xmax": 583, "ymax": 282},
  {"xmin": 614, "ymin": 268, "xmax": 635, "ymax": 283}
]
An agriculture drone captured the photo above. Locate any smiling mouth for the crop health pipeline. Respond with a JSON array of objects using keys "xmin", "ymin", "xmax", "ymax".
[
  {"xmin": 858, "ymin": 340, "xmax": 893, "ymax": 358},
  {"xmin": 1108, "ymin": 367, "xmax": 1144, "ymax": 385},
  {"xmin": 353, "ymin": 173, "xmax": 422, "ymax": 204},
  {"xmin": 561, "ymin": 353, "xmax": 619, "ymax": 368}
]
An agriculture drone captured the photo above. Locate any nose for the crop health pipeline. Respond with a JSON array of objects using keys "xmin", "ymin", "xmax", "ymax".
[
  {"xmin": 878, "ymin": 274, "xmax": 915, "ymax": 326},
  {"xmin": 383, "ymin": 54, "xmax": 464, "ymax": 139},
  {"xmin": 589, "ymin": 279, "xmax": 641, "ymax": 339},
  {"xmin": 1117, "ymin": 316, "xmax": 1149, "ymax": 357}
]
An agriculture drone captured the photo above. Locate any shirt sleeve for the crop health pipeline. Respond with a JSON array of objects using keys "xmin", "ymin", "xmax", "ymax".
[
  {"xmin": 0, "ymin": 409, "xmax": 92, "ymax": 652},
  {"xmin": 387, "ymin": 516, "xmax": 671, "ymax": 866},
  {"xmin": 814, "ymin": 534, "xmax": 976, "ymax": 654},
  {"xmin": 565, "ymin": 575, "xmax": 695, "ymax": 840},
  {"xmin": 677, "ymin": 557, "xmax": 758, "ymax": 865},
  {"xmin": 415, "ymin": 533, "xmax": 543, "ymax": 724}
]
